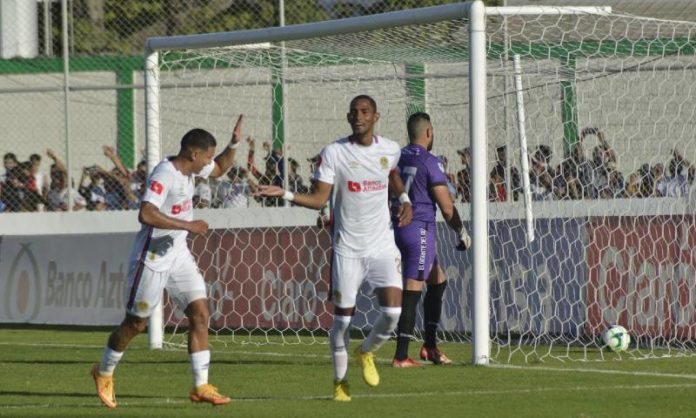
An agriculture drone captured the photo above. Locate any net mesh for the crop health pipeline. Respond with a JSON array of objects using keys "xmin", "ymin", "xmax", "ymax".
[{"xmin": 156, "ymin": 10, "xmax": 696, "ymax": 361}]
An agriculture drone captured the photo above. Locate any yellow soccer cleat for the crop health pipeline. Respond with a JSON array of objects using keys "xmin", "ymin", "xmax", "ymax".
[
  {"xmin": 91, "ymin": 364, "xmax": 117, "ymax": 409},
  {"xmin": 354, "ymin": 346, "xmax": 380, "ymax": 387},
  {"xmin": 333, "ymin": 379, "xmax": 351, "ymax": 401},
  {"xmin": 189, "ymin": 384, "xmax": 232, "ymax": 406}
]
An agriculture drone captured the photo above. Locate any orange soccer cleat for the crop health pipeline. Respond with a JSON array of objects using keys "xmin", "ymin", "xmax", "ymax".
[
  {"xmin": 189, "ymin": 384, "xmax": 232, "ymax": 406},
  {"xmin": 391, "ymin": 357, "xmax": 423, "ymax": 368},
  {"xmin": 419, "ymin": 345, "xmax": 453, "ymax": 365},
  {"xmin": 91, "ymin": 364, "xmax": 117, "ymax": 409}
]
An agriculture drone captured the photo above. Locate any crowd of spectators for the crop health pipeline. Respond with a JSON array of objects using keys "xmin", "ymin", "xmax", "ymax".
[
  {"xmin": 2, "ymin": 127, "xmax": 694, "ymax": 213},
  {"xmin": 0, "ymin": 146, "xmax": 145, "ymax": 213},
  {"xmin": 454, "ymin": 128, "xmax": 695, "ymax": 203}
]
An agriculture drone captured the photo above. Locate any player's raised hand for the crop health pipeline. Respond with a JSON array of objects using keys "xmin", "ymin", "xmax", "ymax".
[
  {"xmin": 102, "ymin": 145, "xmax": 116, "ymax": 158},
  {"xmin": 397, "ymin": 201, "xmax": 413, "ymax": 227},
  {"xmin": 456, "ymin": 227, "xmax": 471, "ymax": 251},
  {"xmin": 255, "ymin": 185, "xmax": 285, "ymax": 197},
  {"xmin": 230, "ymin": 114, "xmax": 244, "ymax": 146},
  {"xmin": 187, "ymin": 219, "xmax": 209, "ymax": 236}
]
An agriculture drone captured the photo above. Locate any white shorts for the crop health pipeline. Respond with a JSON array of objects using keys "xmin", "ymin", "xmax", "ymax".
[
  {"xmin": 330, "ymin": 247, "xmax": 402, "ymax": 309},
  {"xmin": 125, "ymin": 249, "xmax": 207, "ymax": 318}
]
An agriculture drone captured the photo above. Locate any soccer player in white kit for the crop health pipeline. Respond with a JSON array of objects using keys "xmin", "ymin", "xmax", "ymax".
[
  {"xmin": 257, "ymin": 96, "xmax": 413, "ymax": 401},
  {"xmin": 91, "ymin": 115, "xmax": 245, "ymax": 409}
]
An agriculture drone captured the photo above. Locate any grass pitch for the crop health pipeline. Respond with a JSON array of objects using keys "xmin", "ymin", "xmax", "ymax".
[{"xmin": 1, "ymin": 327, "xmax": 695, "ymax": 417}]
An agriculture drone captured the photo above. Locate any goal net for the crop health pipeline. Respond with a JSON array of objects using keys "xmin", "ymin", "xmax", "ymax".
[{"xmin": 148, "ymin": 3, "xmax": 696, "ymax": 362}]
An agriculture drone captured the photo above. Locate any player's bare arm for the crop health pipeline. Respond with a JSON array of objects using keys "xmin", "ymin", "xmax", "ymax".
[
  {"xmin": 256, "ymin": 180, "xmax": 332, "ymax": 210},
  {"xmin": 138, "ymin": 201, "xmax": 208, "ymax": 235},
  {"xmin": 388, "ymin": 169, "xmax": 413, "ymax": 227},
  {"xmin": 431, "ymin": 184, "xmax": 470, "ymax": 250},
  {"xmin": 209, "ymin": 114, "xmax": 244, "ymax": 179}
]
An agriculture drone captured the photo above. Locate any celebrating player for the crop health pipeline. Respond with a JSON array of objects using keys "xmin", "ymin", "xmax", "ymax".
[
  {"xmin": 391, "ymin": 112, "xmax": 471, "ymax": 367},
  {"xmin": 257, "ymin": 95, "xmax": 412, "ymax": 402},
  {"xmin": 91, "ymin": 115, "xmax": 245, "ymax": 408}
]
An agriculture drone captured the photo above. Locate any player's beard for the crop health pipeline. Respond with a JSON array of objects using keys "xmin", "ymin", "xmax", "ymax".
[{"xmin": 351, "ymin": 125, "xmax": 369, "ymax": 136}]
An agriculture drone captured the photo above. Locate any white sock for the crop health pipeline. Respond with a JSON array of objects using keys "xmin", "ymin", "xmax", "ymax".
[
  {"xmin": 190, "ymin": 350, "xmax": 210, "ymax": 388},
  {"xmin": 362, "ymin": 306, "xmax": 401, "ymax": 353},
  {"xmin": 99, "ymin": 346, "xmax": 124, "ymax": 376},
  {"xmin": 330, "ymin": 315, "xmax": 352, "ymax": 381}
]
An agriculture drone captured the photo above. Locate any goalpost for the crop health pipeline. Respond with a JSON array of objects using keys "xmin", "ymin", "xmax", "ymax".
[{"xmin": 144, "ymin": 1, "xmax": 696, "ymax": 363}]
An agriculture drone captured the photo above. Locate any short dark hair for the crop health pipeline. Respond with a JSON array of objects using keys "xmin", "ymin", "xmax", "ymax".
[
  {"xmin": 30, "ymin": 153, "xmax": 41, "ymax": 162},
  {"xmin": 407, "ymin": 112, "xmax": 431, "ymax": 141},
  {"xmin": 4, "ymin": 152, "xmax": 17, "ymax": 162},
  {"xmin": 180, "ymin": 128, "xmax": 216, "ymax": 151},
  {"xmin": 349, "ymin": 95, "xmax": 377, "ymax": 112},
  {"xmin": 491, "ymin": 164, "xmax": 505, "ymax": 179}
]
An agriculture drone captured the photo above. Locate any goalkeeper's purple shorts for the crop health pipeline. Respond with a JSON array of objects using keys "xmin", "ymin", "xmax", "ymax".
[{"xmin": 394, "ymin": 220, "xmax": 438, "ymax": 281}]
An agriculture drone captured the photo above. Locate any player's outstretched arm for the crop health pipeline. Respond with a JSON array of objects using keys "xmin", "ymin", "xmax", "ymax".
[
  {"xmin": 256, "ymin": 180, "xmax": 331, "ymax": 210},
  {"xmin": 388, "ymin": 169, "xmax": 413, "ymax": 227},
  {"xmin": 210, "ymin": 114, "xmax": 244, "ymax": 179},
  {"xmin": 432, "ymin": 184, "xmax": 470, "ymax": 250},
  {"xmin": 138, "ymin": 202, "xmax": 208, "ymax": 235}
]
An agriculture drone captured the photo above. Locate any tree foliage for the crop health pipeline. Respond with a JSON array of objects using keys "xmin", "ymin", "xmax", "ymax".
[{"xmin": 70, "ymin": 0, "xmax": 499, "ymax": 55}]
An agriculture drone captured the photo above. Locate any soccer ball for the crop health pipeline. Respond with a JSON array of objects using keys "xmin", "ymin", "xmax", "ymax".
[{"xmin": 602, "ymin": 325, "xmax": 630, "ymax": 352}]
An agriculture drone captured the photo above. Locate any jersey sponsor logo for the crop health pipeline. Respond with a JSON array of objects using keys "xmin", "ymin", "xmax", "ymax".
[
  {"xmin": 347, "ymin": 181, "xmax": 362, "ymax": 192},
  {"xmin": 171, "ymin": 199, "xmax": 193, "ymax": 215},
  {"xmin": 380, "ymin": 156, "xmax": 389, "ymax": 170},
  {"xmin": 347, "ymin": 180, "xmax": 387, "ymax": 193},
  {"xmin": 150, "ymin": 180, "xmax": 163, "ymax": 195}
]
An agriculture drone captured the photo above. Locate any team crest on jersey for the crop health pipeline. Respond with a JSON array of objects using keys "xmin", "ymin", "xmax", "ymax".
[{"xmin": 379, "ymin": 156, "xmax": 389, "ymax": 170}]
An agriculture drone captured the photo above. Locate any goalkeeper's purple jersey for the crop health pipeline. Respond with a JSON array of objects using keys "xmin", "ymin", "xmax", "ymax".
[{"xmin": 393, "ymin": 143, "xmax": 448, "ymax": 224}]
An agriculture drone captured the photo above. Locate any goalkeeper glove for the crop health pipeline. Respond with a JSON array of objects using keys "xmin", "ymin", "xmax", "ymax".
[{"xmin": 456, "ymin": 227, "xmax": 471, "ymax": 251}]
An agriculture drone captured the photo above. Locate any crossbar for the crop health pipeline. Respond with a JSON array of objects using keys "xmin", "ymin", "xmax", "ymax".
[
  {"xmin": 487, "ymin": 6, "xmax": 611, "ymax": 16},
  {"xmin": 146, "ymin": 2, "xmax": 471, "ymax": 52}
]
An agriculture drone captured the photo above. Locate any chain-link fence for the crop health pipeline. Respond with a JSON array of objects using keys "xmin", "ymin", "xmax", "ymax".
[
  {"xmin": 1, "ymin": 0, "xmax": 693, "ymax": 213},
  {"xmin": 0, "ymin": 0, "xmax": 477, "ymax": 213}
]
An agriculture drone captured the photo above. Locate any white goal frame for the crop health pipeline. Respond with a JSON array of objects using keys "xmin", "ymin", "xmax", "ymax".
[{"xmin": 144, "ymin": 1, "xmax": 611, "ymax": 366}]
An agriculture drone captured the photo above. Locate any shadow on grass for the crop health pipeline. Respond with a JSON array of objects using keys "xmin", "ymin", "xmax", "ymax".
[
  {"xmin": 1, "ymin": 358, "xmax": 323, "ymax": 366},
  {"xmin": 0, "ymin": 390, "xmax": 153, "ymax": 399}
]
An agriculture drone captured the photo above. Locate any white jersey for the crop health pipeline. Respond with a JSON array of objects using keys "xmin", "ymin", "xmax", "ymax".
[
  {"xmin": 315, "ymin": 135, "xmax": 401, "ymax": 258},
  {"xmin": 130, "ymin": 157, "xmax": 215, "ymax": 271}
]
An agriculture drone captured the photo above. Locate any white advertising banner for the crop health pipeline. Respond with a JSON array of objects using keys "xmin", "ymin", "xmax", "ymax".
[{"xmin": 0, "ymin": 234, "xmax": 135, "ymax": 325}]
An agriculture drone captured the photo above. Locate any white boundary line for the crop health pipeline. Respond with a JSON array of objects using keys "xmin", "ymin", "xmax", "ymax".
[
  {"xmin": 490, "ymin": 363, "xmax": 696, "ymax": 380},
  {"xmin": 3, "ymin": 342, "xmax": 696, "ymax": 381}
]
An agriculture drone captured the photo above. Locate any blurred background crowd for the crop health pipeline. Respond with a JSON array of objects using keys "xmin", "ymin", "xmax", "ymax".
[{"xmin": 2, "ymin": 126, "xmax": 693, "ymax": 213}]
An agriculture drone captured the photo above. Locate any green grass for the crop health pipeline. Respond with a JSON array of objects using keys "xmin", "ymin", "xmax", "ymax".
[{"xmin": 1, "ymin": 327, "xmax": 695, "ymax": 418}]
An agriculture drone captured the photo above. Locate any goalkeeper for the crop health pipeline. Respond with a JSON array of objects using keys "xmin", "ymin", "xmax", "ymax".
[{"xmin": 391, "ymin": 112, "xmax": 471, "ymax": 367}]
